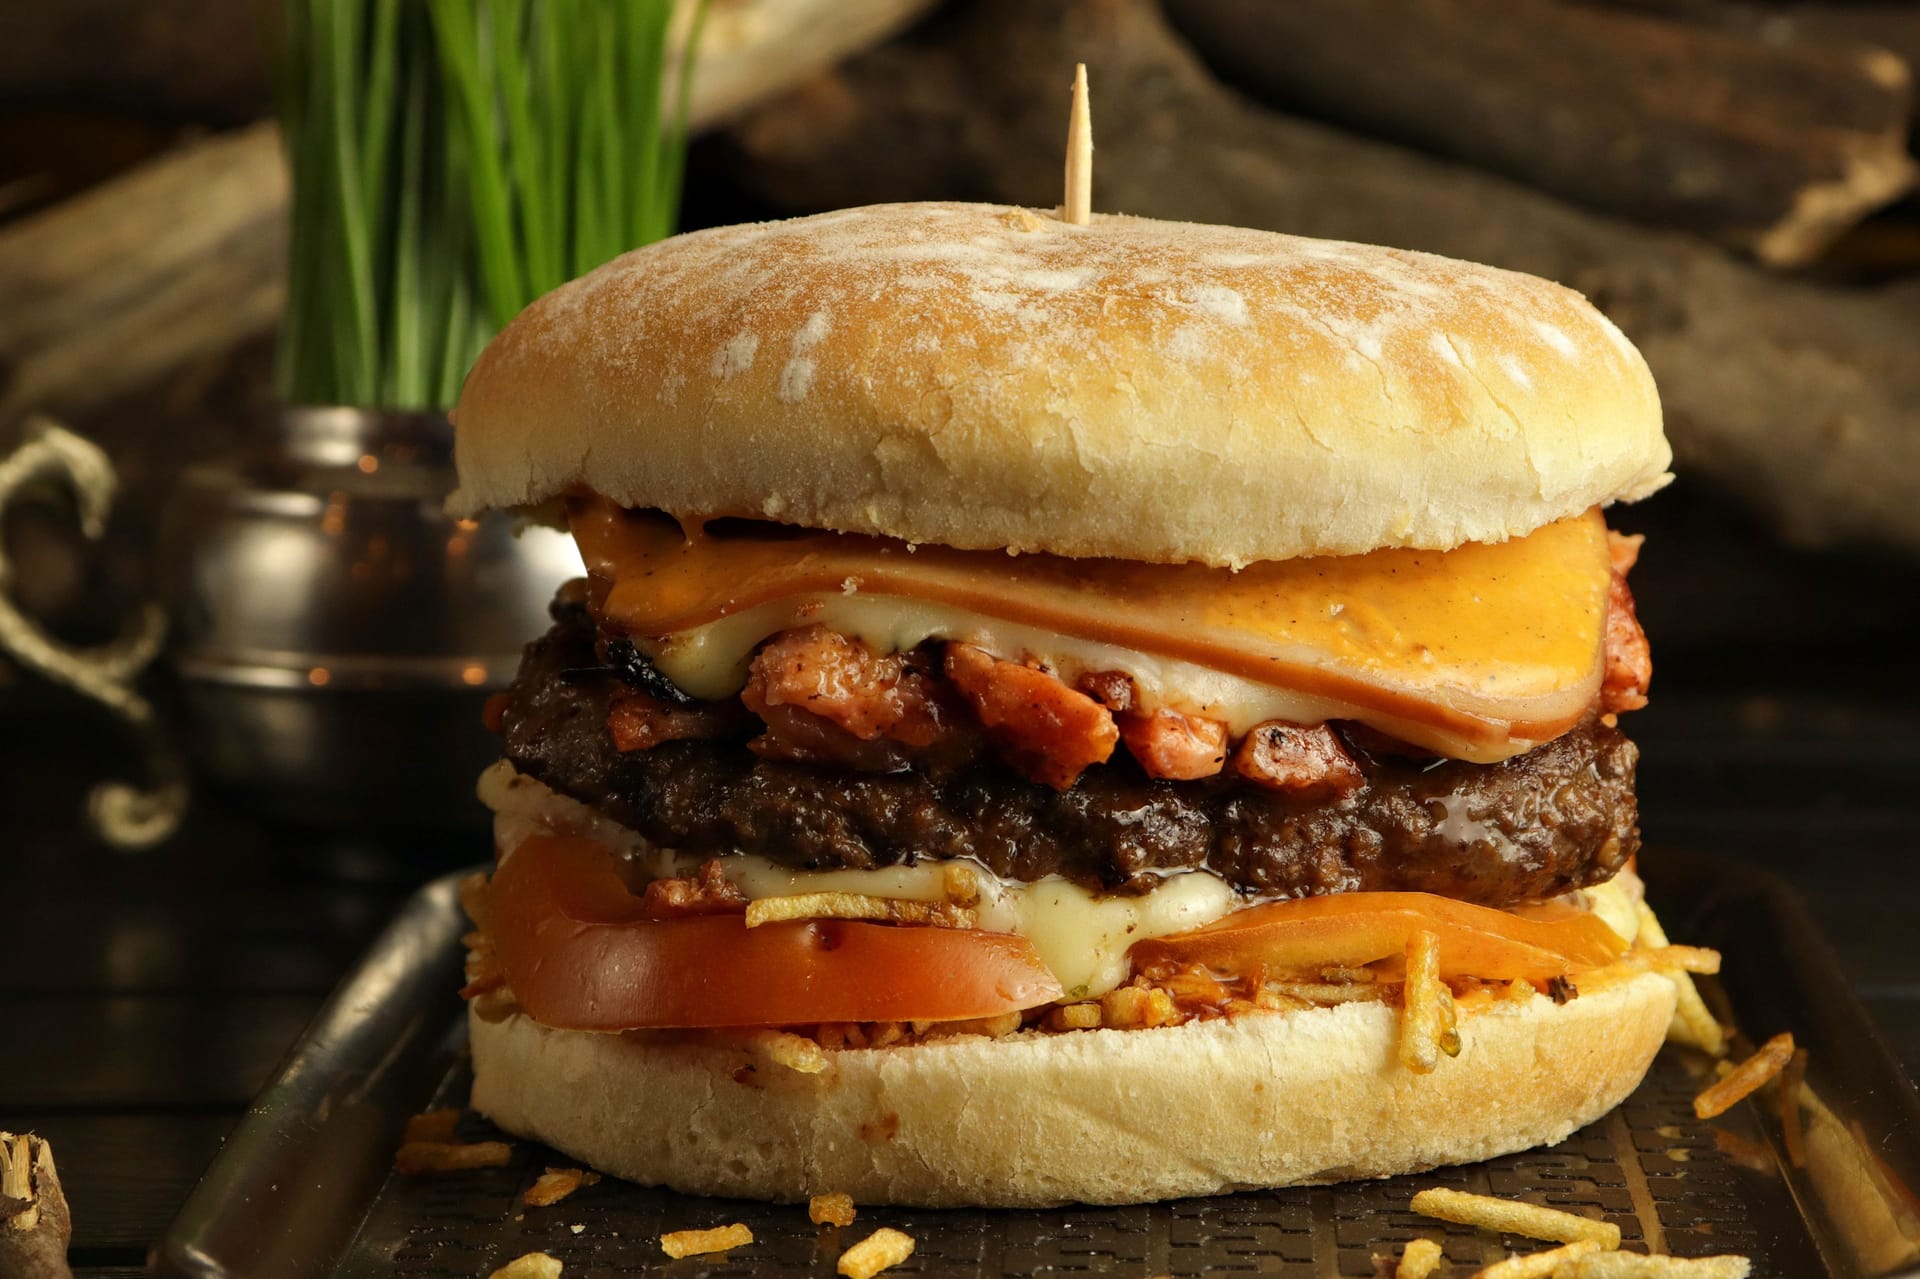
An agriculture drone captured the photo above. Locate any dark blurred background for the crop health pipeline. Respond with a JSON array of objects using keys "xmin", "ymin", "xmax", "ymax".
[{"xmin": 2, "ymin": 0, "xmax": 1918, "ymax": 1267}]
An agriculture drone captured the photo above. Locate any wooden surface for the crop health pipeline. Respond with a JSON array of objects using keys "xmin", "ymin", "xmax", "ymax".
[{"xmin": 4, "ymin": 523, "xmax": 1919, "ymax": 1271}]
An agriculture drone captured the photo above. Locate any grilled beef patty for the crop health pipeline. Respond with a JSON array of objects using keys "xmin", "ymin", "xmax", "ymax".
[{"xmin": 498, "ymin": 601, "xmax": 1638, "ymax": 902}]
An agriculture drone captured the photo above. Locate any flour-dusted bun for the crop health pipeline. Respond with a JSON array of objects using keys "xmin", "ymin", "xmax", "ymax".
[
  {"xmin": 449, "ymin": 203, "xmax": 1669, "ymax": 567},
  {"xmin": 469, "ymin": 971, "xmax": 1675, "ymax": 1207}
]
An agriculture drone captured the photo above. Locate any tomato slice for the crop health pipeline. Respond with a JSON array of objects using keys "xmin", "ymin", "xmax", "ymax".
[
  {"xmin": 486, "ymin": 834, "xmax": 1065, "ymax": 1030},
  {"xmin": 1127, "ymin": 891, "xmax": 1627, "ymax": 984}
]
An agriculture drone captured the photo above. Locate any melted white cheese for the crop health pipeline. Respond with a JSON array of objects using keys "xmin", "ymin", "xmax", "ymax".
[{"xmin": 651, "ymin": 593, "xmax": 1359, "ymax": 739}]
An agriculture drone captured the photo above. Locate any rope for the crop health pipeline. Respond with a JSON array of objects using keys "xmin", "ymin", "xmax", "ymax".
[{"xmin": 0, "ymin": 417, "xmax": 187, "ymax": 848}]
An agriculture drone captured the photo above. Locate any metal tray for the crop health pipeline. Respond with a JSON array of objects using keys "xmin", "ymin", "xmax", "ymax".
[{"xmin": 155, "ymin": 849, "xmax": 1920, "ymax": 1278}]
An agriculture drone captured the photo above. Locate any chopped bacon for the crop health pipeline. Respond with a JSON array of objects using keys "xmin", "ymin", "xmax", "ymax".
[
  {"xmin": 1075, "ymin": 670, "xmax": 1136, "ymax": 714},
  {"xmin": 747, "ymin": 626, "xmax": 952, "ymax": 745},
  {"xmin": 1601, "ymin": 531, "xmax": 1652, "ymax": 715},
  {"xmin": 1230, "ymin": 721, "xmax": 1365, "ymax": 797},
  {"xmin": 482, "ymin": 691, "xmax": 511, "ymax": 735},
  {"xmin": 741, "ymin": 626, "xmax": 969, "ymax": 769},
  {"xmin": 641, "ymin": 859, "xmax": 748, "ymax": 919},
  {"xmin": 944, "ymin": 643, "xmax": 1118, "ymax": 789},
  {"xmin": 743, "ymin": 699, "xmax": 917, "ymax": 770},
  {"xmin": 606, "ymin": 685, "xmax": 740, "ymax": 752},
  {"xmin": 1119, "ymin": 708, "xmax": 1229, "ymax": 780}
]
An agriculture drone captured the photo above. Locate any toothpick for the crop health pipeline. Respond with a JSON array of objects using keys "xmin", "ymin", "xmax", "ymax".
[{"xmin": 1063, "ymin": 63, "xmax": 1093, "ymax": 226}]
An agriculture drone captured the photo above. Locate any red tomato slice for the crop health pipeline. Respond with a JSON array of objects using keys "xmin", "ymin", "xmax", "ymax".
[
  {"xmin": 1128, "ymin": 891, "xmax": 1627, "ymax": 984},
  {"xmin": 486, "ymin": 834, "xmax": 1064, "ymax": 1030}
]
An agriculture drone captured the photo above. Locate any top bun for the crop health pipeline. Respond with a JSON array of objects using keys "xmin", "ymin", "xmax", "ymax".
[{"xmin": 450, "ymin": 202, "xmax": 1669, "ymax": 566}]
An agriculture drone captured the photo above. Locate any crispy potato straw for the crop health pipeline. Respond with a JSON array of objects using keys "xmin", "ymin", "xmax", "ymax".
[
  {"xmin": 487, "ymin": 1252, "xmax": 562, "ymax": 1279},
  {"xmin": 1694, "ymin": 1033, "xmax": 1795, "ymax": 1119},
  {"xmin": 1400, "ymin": 931, "xmax": 1458, "ymax": 1074},
  {"xmin": 1621, "ymin": 945, "xmax": 1722, "ymax": 975},
  {"xmin": 392, "ymin": 1140, "xmax": 512, "ymax": 1174},
  {"xmin": 810, "ymin": 1192, "xmax": 858, "ymax": 1227},
  {"xmin": 660, "ymin": 1223, "xmax": 753, "ymax": 1258},
  {"xmin": 1270, "ymin": 982, "xmax": 1388, "ymax": 1004},
  {"xmin": 1045, "ymin": 1003, "xmax": 1104, "ymax": 1031},
  {"xmin": 402, "ymin": 1108, "xmax": 461, "ymax": 1143},
  {"xmin": 838, "ymin": 1227, "xmax": 916, "ymax": 1279},
  {"xmin": 1396, "ymin": 1236, "xmax": 1445, "ymax": 1279},
  {"xmin": 522, "ymin": 1167, "xmax": 597, "ymax": 1207},
  {"xmin": 1776, "ymin": 1047, "xmax": 1810, "ymax": 1168},
  {"xmin": 745, "ymin": 892, "xmax": 972, "ymax": 929},
  {"xmin": 1412, "ymin": 1187, "xmax": 1622, "ymax": 1248},
  {"xmin": 1632, "ymin": 902, "xmax": 1726, "ymax": 1056},
  {"xmin": 748, "ymin": 1030, "xmax": 830, "ymax": 1074},
  {"xmin": 1473, "ymin": 1238, "xmax": 1603, "ymax": 1277},
  {"xmin": 1559, "ymin": 1252, "xmax": 1752, "ymax": 1278}
]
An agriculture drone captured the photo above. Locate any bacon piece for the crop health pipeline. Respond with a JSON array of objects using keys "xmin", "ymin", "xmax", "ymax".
[
  {"xmin": 606, "ymin": 685, "xmax": 739, "ymax": 752},
  {"xmin": 1601, "ymin": 531, "xmax": 1652, "ymax": 715},
  {"xmin": 742, "ymin": 626, "xmax": 968, "ymax": 768},
  {"xmin": 641, "ymin": 859, "xmax": 748, "ymax": 919},
  {"xmin": 944, "ymin": 643, "xmax": 1118, "ymax": 789},
  {"xmin": 746, "ymin": 626, "xmax": 952, "ymax": 745},
  {"xmin": 1119, "ymin": 708, "xmax": 1229, "ymax": 780},
  {"xmin": 1231, "ymin": 721, "xmax": 1365, "ymax": 797},
  {"xmin": 482, "ymin": 691, "xmax": 511, "ymax": 734},
  {"xmin": 1075, "ymin": 670, "xmax": 1136, "ymax": 714},
  {"xmin": 744, "ymin": 700, "xmax": 916, "ymax": 771}
]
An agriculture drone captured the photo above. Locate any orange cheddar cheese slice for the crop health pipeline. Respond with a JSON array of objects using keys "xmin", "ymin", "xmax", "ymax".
[{"xmin": 570, "ymin": 500, "xmax": 1612, "ymax": 763}]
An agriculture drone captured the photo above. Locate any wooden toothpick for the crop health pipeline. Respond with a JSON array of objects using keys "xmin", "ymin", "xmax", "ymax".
[{"xmin": 1063, "ymin": 63, "xmax": 1093, "ymax": 225}]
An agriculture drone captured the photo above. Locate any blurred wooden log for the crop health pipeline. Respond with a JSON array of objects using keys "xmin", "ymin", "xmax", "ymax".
[
  {"xmin": 0, "ymin": 1, "xmax": 931, "ymax": 421},
  {"xmin": 725, "ymin": 0, "xmax": 1920, "ymax": 556},
  {"xmin": 0, "ymin": 0, "xmax": 270, "ymax": 124},
  {"xmin": 0, "ymin": 0, "xmax": 936, "ymax": 132},
  {"xmin": 683, "ymin": 0, "xmax": 940, "ymax": 129},
  {"xmin": 1595, "ymin": 0, "xmax": 1920, "ymax": 125},
  {"xmin": 0, "ymin": 124, "xmax": 286, "ymax": 422},
  {"xmin": 1160, "ymin": 0, "xmax": 1915, "ymax": 267}
]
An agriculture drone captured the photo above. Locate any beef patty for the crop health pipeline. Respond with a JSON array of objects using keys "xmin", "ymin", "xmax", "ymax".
[{"xmin": 498, "ymin": 602, "xmax": 1639, "ymax": 903}]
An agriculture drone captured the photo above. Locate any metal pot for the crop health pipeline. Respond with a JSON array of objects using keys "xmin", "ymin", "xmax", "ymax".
[{"xmin": 158, "ymin": 407, "xmax": 578, "ymax": 832}]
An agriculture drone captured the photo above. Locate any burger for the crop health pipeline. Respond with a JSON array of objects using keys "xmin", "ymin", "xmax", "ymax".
[{"xmin": 447, "ymin": 201, "xmax": 1686, "ymax": 1207}]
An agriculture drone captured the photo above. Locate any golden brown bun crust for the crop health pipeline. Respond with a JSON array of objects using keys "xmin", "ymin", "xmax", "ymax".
[
  {"xmin": 468, "ymin": 972, "xmax": 1675, "ymax": 1207},
  {"xmin": 449, "ymin": 203, "xmax": 1669, "ymax": 567}
]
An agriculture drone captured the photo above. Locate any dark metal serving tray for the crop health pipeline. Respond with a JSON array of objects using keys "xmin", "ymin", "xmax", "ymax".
[{"xmin": 155, "ymin": 849, "xmax": 1920, "ymax": 1278}]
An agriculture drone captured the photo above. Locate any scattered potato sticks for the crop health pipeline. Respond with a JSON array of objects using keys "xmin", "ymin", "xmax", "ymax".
[
  {"xmin": 1632, "ymin": 902, "xmax": 1726, "ymax": 1056},
  {"xmin": 748, "ymin": 1030, "xmax": 830, "ymax": 1074},
  {"xmin": 1622, "ymin": 945, "xmax": 1722, "ymax": 976},
  {"xmin": 402, "ymin": 1107, "xmax": 461, "ymax": 1143},
  {"xmin": 1473, "ymin": 1238, "xmax": 1603, "ymax": 1277},
  {"xmin": 1411, "ymin": 1187, "xmax": 1621, "ymax": 1248},
  {"xmin": 837, "ymin": 1226, "xmax": 916, "ymax": 1279},
  {"xmin": 522, "ymin": 1166, "xmax": 597, "ymax": 1207},
  {"xmin": 1045, "ymin": 1003, "xmax": 1103, "ymax": 1031},
  {"xmin": 1396, "ymin": 1235, "xmax": 1445, "ymax": 1279},
  {"xmin": 1693, "ymin": 1033, "xmax": 1795, "ymax": 1119},
  {"xmin": 1559, "ymin": 1252, "xmax": 1752, "ymax": 1278},
  {"xmin": 810, "ymin": 1191, "xmax": 858, "ymax": 1227},
  {"xmin": 392, "ymin": 1140, "xmax": 511, "ymax": 1174},
  {"xmin": 1776, "ymin": 1046, "xmax": 1810, "ymax": 1168},
  {"xmin": 660, "ymin": 1223, "xmax": 753, "ymax": 1258},
  {"xmin": 487, "ymin": 1252, "xmax": 562, "ymax": 1279}
]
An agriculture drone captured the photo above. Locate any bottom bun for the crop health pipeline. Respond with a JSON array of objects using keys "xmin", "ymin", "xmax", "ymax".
[{"xmin": 469, "ymin": 972, "xmax": 1676, "ymax": 1207}]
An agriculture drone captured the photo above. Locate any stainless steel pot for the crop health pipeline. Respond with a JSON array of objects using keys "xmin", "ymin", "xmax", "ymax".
[{"xmin": 159, "ymin": 407, "xmax": 578, "ymax": 831}]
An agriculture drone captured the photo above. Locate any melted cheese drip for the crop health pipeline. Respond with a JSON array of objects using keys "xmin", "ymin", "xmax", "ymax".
[
  {"xmin": 479, "ymin": 762, "xmax": 1640, "ymax": 999},
  {"xmin": 571, "ymin": 501, "xmax": 1612, "ymax": 762}
]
